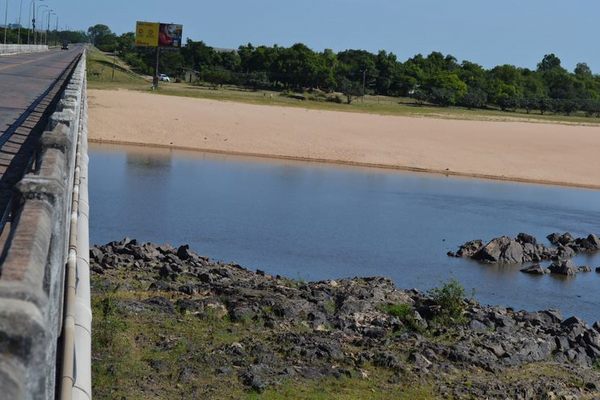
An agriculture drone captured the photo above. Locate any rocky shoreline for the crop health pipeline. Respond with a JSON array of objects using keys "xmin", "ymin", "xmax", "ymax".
[{"xmin": 91, "ymin": 238, "xmax": 600, "ymax": 399}]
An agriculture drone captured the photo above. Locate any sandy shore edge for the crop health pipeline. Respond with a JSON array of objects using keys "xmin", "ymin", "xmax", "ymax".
[
  {"xmin": 89, "ymin": 137, "xmax": 600, "ymax": 190},
  {"xmin": 88, "ymin": 90, "xmax": 600, "ymax": 190}
]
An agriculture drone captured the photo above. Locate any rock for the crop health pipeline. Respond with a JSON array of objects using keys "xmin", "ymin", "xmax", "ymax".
[
  {"xmin": 546, "ymin": 233, "xmax": 562, "ymax": 245},
  {"xmin": 149, "ymin": 280, "xmax": 175, "ymax": 292},
  {"xmin": 562, "ymin": 316, "xmax": 589, "ymax": 338},
  {"xmin": 198, "ymin": 273, "xmax": 214, "ymax": 284},
  {"xmin": 557, "ymin": 245, "xmax": 576, "ymax": 260},
  {"xmin": 520, "ymin": 264, "xmax": 546, "ymax": 274},
  {"xmin": 177, "ymin": 244, "xmax": 192, "ymax": 260},
  {"xmin": 587, "ymin": 233, "xmax": 600, "ymax": 248},
  {"xmin": 453, "ymin": 240, "xmax": 483, "ymax": 258},
  {"xmin": 91, "ymin": 238, "xmax": 600, "ymax": 398},
  {"xmin": 468, "ymin": 319, "xmax": 488, "ymax": 332},
  {"xmin": 517, "ymin": 232, "xmax": 537, "ymax": 246},
  {"xmin": 548, "ymin": 260, "xmax": 578, "ymax": 275},
  {"xmin": 453, "ymin": 232, "xmax": 600, "ymax": 265},
  {"xmin": 142, "ymin": 296, "xmax": 176, "ymax": 314},
  {"xmin": 240, "ymin": 367, "xmax": 267, "ymax": 392},
  {"xmin": 90, "ymin": 246, "xmax": 104, "ymax": 262},
  {"xmin": 373, "ymin": 351, "xmax": 400, "ymax": 369},
  {"xmin": 409, "ymin": 352, "xmax": 432, "ymax": 369},
  {"xmin": 578, "ymin": 266, "xmax": 592, "ymax": 272},
  {"xmin": 473, "ymin": 236, "xmax": 524, "ymax": 263},
  {"xmin": 556, "ymin": 233, "xmax": 575, "ymax": 246}
]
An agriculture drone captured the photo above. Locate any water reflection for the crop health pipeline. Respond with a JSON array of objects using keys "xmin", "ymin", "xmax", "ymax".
[{"xmin": 89, "ymin": 143, "xmax": 600, "ymax": 323}]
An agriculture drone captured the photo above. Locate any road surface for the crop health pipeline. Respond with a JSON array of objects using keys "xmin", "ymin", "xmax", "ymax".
[
  {"xmin": 0, "ymin": 46, "xmax": 83, "ymax": 232},
  {"xmin": 0, "ymin": 46, "xmax": 82, "ymax": 133}
]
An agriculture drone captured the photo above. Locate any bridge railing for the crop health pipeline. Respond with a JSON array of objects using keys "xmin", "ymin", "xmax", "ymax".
[
  {"xmin": 0, "ymin": 51, "xmax": 90, "ymax": 400},
  {"xmin": 0, "ymin": 44, "xmax": 49, "ymax": 55}
]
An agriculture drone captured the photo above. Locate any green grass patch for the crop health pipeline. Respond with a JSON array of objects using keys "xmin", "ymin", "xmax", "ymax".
[
  {"xmin": 85, "ymin": 48, "xmax": 600, "ymax": 126},
  {"xmin": 87, "ymin": 46, "xmax": 148, "ymax": 85},
  {"xmin": 246, "ymin": 375, "xmax": 436, "ymax": 400}
]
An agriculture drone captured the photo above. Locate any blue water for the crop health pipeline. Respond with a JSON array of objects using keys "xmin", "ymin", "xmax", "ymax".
[{"xmin": 89, "ymin": 143, "xmax": 600, "ymax": 323}]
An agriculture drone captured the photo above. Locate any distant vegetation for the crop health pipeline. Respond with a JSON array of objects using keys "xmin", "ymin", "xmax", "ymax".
[
  {"xmin": 1, "ymin": 26, "xmax": 87, "ymax": 47},
  {"xmin": 86, "ymin": 23, "xmax": 600, "ymax": 117}
]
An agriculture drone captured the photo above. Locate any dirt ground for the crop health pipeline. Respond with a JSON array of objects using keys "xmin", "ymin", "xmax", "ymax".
[{"xmin": 88, "ymin": 89, "xmax": 600, "ymax": 189}]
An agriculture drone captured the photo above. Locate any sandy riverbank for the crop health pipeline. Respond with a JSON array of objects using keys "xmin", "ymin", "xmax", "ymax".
[{"xmin": 88, "ymin": 89, "xmax": 600, "ymax": 189}]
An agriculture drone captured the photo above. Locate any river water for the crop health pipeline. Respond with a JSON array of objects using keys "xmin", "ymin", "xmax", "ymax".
[{"xmin": 89, "ymin": 143, "xmax": 600, "ymax": 323}]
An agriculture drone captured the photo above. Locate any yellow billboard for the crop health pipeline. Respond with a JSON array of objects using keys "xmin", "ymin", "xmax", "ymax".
[
  {"xmin": 136, "ymin": 21, "xmax": 183, "ymax": 48},
  {"xmin": 136, "ymin": 21, "xmax": 159, "ymax": 47}
]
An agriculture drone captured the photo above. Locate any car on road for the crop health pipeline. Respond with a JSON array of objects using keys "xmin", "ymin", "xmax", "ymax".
[
  {"xmin": 158, "ymin": 74, "xmax": 170, "ymax": 82},
  {"xmin": 61, "ymin": 42, "xmax": 69, "ymax": 50}
]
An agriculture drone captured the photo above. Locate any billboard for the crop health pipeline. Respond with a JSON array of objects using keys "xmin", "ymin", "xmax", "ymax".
[{"xmin": 136, "ymin": 21, "xmax": 183, "ymax": 48}]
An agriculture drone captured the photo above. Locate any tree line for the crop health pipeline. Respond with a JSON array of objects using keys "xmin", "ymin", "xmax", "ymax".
[
  {"xmin": 87, "ymin": 23, "xmax": 600, "ymax": 116},
  {"xmin": 1, "ymin": 26, "xmax": 87, "ymax": 47}
]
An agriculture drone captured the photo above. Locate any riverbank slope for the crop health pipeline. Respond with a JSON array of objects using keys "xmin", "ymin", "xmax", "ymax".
[
  {"xmin": 88, "ymin": 89, "xmax": 600, "ymax": 189},
  {"xmin": 91, "ymin": 239, "xmax": 600, "ymax": 399}
]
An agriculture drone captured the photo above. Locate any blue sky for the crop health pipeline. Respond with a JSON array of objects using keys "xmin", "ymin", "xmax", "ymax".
[{"xmin": 5, "ymin": 0, "xmax": 600, "ymax": 73}]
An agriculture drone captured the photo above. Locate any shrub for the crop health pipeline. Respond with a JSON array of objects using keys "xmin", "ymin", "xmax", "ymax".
[
  {"xmin": 427, "ymin": 279, "xmax": 470, "ymax": 325},
  {"xmin": 380, "ymin": 303, "xmax": 424, "ymax": 333}
]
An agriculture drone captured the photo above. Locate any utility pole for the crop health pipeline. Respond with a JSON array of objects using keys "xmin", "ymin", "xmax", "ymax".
[{"xmin": 111, "ymin": 52, "xmax": 116, "ymax": 81}]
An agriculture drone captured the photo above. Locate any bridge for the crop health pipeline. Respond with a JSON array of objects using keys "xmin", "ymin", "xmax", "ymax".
[{"xmin": 0, "ymin": 45, "xmax": 91, "ymax": 400}]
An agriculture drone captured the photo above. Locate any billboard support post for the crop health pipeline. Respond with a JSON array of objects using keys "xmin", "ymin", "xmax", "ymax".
[{"xmin": 153, "ymin": 47, "xmax": 160, "ymax": 88}]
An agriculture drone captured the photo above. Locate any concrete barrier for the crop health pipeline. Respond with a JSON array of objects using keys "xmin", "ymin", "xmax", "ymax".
[
  {"xmin": 0, "ymin": 51, "xmax": 89, "ymax": 399},
  {"xmin": 0, "ymin": 44, "xmax": 48, "ymax": 55}
]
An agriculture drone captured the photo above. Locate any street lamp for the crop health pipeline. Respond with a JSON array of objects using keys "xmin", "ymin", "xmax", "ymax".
[
  {"xmin": 3, "ymin": 0, "xmax": 9, "ymax": 45},
  {"xmin": 17, "ymin": 0, "xmax": 23, "ymax": 44},
  {"xmin": 41, "ymin": 8, "xmax": 51, "ymax": 45},
  {"xmin": 53, "ymin": 13, "xmax": 57, "ymax": 45},
  {"xmin": 27, "ymin": 0, "xmax": 42, "ymax": 45},
  {"xmin": 34, "ymin": 3, "xmax": 46, "ymax": 45},
  {"xmin": 45, "ymin": 11, "xmax": 54, "ymax": 45}
]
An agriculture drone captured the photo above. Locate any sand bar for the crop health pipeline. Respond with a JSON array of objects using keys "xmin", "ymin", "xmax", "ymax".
[{"xmin": 88, "ymin": 89, "xmax": 600, "ymax": 189}]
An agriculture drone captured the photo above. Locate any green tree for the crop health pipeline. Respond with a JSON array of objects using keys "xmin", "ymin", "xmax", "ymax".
[
  {"xmin": 202, "ymin": 68, "xmax": 233, "ymax": 89},
  {"xmin": 374, "ymin": 50, "xmax": 401, "ymax": 95},
  {"xmin": 460, "ymin": 88, "xmax": 487, "ymax": 109},
  {"xmin": 338, "ymin": 76, "xmax": 364, "ymax": 104},
  {"xmin": 87, "ymin": 24, "xmax": 112, "ymax": 45},
  {"xmin": 181, "ymin": 39, "xmax": 218, "ymax": 72},
  {"xmin": 537, "ymin": 53, "xmax": 562, "ymax": 73},
  {"xmin": 487, "ymin": 65, "xmax": 523, "ymax": 110},
  {"xmin": 424, "ymin": 72, "xmax": 467, "ymax": 106}
]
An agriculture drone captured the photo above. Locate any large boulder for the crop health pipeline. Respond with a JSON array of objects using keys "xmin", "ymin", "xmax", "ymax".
[
  {"xmin": 548, "ymin": 260, "xmax": 578, "ymax": 276},
  {"xmin": 454, "ymin": 239, "xmax": 483, "ymax": 258},
  {"xmin": 520, "ymin": 264, "xmax": 547, "ymax": 275},
  {"xmin": 473, "ymin": 236, "xmax": 524, "ymax": 264},
  {"xmin": 547, "ymin": 232, "xmax": 575, "ymax": 246},
  {"xmin": 575, "ymin": 233, "xmax": 600, "ymax": 251},
  {"xmin": 517, "ymin": 232, "xmax": 537, "ymax": 246}
]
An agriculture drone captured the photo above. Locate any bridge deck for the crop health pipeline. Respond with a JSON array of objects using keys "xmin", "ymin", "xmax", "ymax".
[{"xmin": 0, "ymin": 47, "xmax": 82, "ymax": 242}]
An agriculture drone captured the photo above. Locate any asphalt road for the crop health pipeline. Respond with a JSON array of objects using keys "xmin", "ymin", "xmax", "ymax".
[
  {"xmin": 0, "ymin": 45, "xmax": 83, "ymax": 232},
  {"xmin": 0, "ymin": 45, "xmax": 83, "ymax": 135}
]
